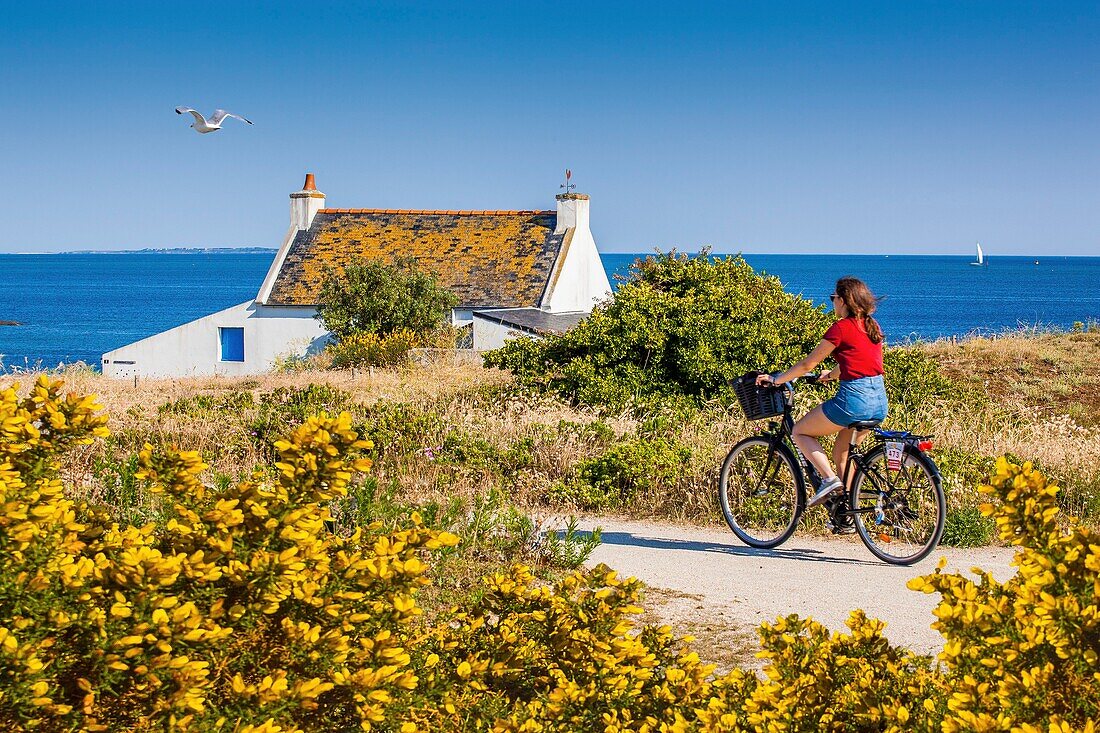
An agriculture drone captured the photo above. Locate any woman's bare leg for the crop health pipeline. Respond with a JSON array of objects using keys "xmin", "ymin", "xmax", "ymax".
[
  {"xmin": 792, "ymin": 405, "xmax": 844, "ymax": 480},
  {"xmin": 834, "ymin": 428, "xmax": 854, "ymax": 484},
  {"xmin": 834, "ymin": 429, "xmax": 869, "ymax": 486}
]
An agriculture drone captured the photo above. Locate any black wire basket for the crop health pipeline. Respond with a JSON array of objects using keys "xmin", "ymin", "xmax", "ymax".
[{"xmin": 733, "ymin": 371, "xmax": 787, "ymax": 421}]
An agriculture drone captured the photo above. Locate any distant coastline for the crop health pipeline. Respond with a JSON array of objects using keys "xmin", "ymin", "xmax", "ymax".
[{"xmin": 55, "ymin": 247, "xmax": 278, "ymax": 255}]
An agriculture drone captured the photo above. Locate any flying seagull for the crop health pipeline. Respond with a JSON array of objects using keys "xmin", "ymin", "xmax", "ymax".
[{"xmin": 175, "ymin": 107, "xmax": 253, "ymax": 133}]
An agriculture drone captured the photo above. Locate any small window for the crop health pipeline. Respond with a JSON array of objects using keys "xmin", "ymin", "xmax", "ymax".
[{"xmin": 219, "ymin": 327, "xmax": 245, "ymax": 362}]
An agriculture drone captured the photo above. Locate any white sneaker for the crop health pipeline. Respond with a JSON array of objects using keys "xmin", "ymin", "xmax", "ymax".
[{"xmin": 807, "ymin": 477, "xmax": 844, "ymax": 508}]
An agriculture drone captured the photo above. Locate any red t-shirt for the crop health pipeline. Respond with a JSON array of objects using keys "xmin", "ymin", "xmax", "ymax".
[{"xmin": 823, "ymin": 317, "xmax": 884, "ymax": 380}]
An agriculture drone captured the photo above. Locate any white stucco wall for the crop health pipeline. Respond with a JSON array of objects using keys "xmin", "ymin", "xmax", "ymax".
[
  {"xmin": 541, "ymin": 226, "xmax": 612, "ymax": 313},
  {"xmin": 102, "ymin": 302, "xmax": 328, "ymax": 378},
  {"xmin": 542, "ymin": 195, "xmax": 612, "ymax": 313},
  {"xmin": 472, "ymin": 316, "xmax": 536, "ymax": 350}
]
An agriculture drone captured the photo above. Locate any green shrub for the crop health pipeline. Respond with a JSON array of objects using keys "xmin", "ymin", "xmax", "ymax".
[
  {"xmin": 882, "ymin": 346, "xmax": 960, "ymax": 414},
  {"xmin": 87, "ymin": 450, "xmax": 153, "ymax": 526},
  {"xmin": 560, "ymin": 436, "xmax": 693, "ymax": 510},
  {"xmin": 941, "ymin": 505, "xmax": 996, "ymax": 547},
  {"xmin": 484, "ymin": 251, "xmax": 831, "ymax": 411},
  {"xmin": 360, "ymin": 400, "xmax": 447, "ymax": 460},
  {"xmin": 248, "ymin": 384, "xmax": 357, "ymax": 448},
  {"xmin": 157, "ymin": 389, "xmax": 256, "ymax": 416},
  {"xmin": 438, "ymin": 432, "xmax": 535, "ymax": 477},
  {"xmin": 315, "ymin": 255, "xmax": 458, "ymax": 340},
  {"xmin": 538, "ymin": 517, "xmax": 603, "ymax": 570},
  {"xmin": 559, "ymin": 418, "xmax": 617, "ymax": 444},
  {"xmin": 327, "ymin": 474, "xmax": 467, "ymax": 539},
  {"xmin": 325, "ymin": 327, "xmax": 460, "ymax": 369}
]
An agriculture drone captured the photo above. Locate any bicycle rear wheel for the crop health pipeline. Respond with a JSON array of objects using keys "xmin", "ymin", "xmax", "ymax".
[
  {"xmin": 719, "ymin": 437, "xmax": 804, "ymax": 548},
  {"xmin": 850, "ymin": 444, "xmax": 945, "ymax": 565}
]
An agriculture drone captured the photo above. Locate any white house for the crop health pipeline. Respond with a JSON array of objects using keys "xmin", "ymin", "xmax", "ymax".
[{"xmin": 101, "ymin": 175, "xmax": 611, "ymax": 378}]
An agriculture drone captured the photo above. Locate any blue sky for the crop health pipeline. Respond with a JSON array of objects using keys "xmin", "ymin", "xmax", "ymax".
[{"xmin": 2, "ymin": 1, "xmax": 1098, "ymax": 255}]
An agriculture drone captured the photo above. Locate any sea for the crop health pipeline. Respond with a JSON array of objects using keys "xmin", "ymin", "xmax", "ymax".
[{"xmin": 1, "ymin": 252, "xmax": 1098, "ymax": 369}]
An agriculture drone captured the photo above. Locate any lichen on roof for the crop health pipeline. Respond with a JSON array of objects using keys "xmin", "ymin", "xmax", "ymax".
[{"xmin": 266, "ymin": 210, "xmax": 565, "ymax": 308}]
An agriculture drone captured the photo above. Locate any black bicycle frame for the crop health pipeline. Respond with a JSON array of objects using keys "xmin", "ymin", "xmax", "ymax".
[
  {"xmin": 764, "ymin": 403, "xmax": 901, "ymax": 519},
  {"xmin": 833, "ymin": 439, "xmax": 911, "ymax": 520},
  {"xmin": 757, "ymin": 383, "xmax": 906, "ymax": 516}
]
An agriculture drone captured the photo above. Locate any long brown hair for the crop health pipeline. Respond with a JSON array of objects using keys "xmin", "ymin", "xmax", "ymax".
[{"xmin": 834, "ymin": 276, "xmax": 884, "ymax": 343}]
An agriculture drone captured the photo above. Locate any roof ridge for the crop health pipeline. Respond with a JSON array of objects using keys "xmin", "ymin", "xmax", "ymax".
[{"xmin": 318, "ymin": 208, "xmax": 555, "ymax": 216}]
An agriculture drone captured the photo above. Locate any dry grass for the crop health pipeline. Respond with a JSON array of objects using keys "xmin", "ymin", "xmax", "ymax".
[
  {"xmin": 5, "ymin": 329, "xmax": 1100, "ymax": 531},
  {"xmin": 925, "ymin": 330, "xmax": 1100, "ymax": 425},
  {"xmin": 918, "ymin": 330, "xmax": 1100, "ymax": 519},
  {"xmin": 1, "ymin": 358, "xmax": 506, "ymax": 414}
]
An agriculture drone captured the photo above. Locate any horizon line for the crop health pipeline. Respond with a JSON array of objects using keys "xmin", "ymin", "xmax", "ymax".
[{"xmin": 2, "ymin": 248, "xmax": 1095, "ymax": 259}]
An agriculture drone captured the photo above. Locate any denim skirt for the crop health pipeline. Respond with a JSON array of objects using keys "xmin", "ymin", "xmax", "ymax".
[{"xmin": 822, "ymin": 375, "xmax": 888, "ymax": 427}]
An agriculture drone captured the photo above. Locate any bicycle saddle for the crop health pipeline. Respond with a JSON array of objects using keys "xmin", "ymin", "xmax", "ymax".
[{"xmin": 847, "ymin": 419, "xmax": 882, "ymax": 430}]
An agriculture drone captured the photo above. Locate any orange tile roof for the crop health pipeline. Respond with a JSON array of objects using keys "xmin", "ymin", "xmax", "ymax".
[{"xmin": 266, "ymin": 210, "xmax": 564, "ymax": 308}]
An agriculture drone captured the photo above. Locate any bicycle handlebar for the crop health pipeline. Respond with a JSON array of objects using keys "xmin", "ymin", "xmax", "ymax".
[{"xmin": 753, "ymin": 371, "xmax": 822, "ymax": 392}]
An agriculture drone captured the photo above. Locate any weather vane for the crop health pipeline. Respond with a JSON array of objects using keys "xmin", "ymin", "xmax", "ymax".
[{"xmin": 560, "ymin": 169, "xmax": 576, "ymax": 193}]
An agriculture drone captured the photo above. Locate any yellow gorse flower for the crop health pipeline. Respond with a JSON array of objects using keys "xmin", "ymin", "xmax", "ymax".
[{"xmin": 0, "ymin": 379, "xmax": 1096, "ymax": 731}]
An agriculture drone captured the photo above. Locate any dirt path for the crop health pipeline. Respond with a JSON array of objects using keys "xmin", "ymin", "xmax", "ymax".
[{"xmin": 577, "ymin": 517, "xmax": 1016, "ymax": 668}]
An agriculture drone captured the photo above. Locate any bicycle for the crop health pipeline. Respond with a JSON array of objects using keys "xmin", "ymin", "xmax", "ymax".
[{"xmin": 718, "ymin": 372, "xmax": 946, "ymax": 566}]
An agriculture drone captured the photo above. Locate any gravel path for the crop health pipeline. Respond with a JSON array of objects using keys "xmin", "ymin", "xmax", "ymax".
[{"xmin": 577, "ymin": 517, "xmax": 1016, "ymax": 662}]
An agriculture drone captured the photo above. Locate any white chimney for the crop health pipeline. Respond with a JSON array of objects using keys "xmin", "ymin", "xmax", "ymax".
[
  {"xmin": 542, "ymin": 191, "xmax": 611, "ymax": 313},
  {"xmin": 554, "ymin": 192, "xmax": 590, "ymax": 234},
  {"xmin": 290, "ymin": 173, "xmax": 325, "ymax": 230}
]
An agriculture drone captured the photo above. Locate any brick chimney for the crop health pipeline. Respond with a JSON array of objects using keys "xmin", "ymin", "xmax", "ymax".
[
  {"xmin": 554, "ymin": 192, "xmax": 590, "ymax": 235},
  {"xmin": 256, "ymin": 173, "xmax": 326, "ymax": 304},
  {"xmin": 290, "ymin": 173, "xmax": 325, "ymax": 230}
]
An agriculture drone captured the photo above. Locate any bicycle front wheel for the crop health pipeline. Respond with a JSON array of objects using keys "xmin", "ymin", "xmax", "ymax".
[
  {"xmin": 850, "ymin": 444, "xmax": 946, "ymax": 565},
  {"xmin": 719, "ymin": 437, "xmax": 804, "ymax": 548}
]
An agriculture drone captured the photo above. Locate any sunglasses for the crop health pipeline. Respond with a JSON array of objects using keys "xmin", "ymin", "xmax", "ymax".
[{"xmin": 829, "ymin": 294, "xmax": 841, "ymax": 301}]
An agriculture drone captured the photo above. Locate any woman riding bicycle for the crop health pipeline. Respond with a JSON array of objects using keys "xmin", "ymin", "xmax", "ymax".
[{"xmin": 756, "ymin": 276, "xmax": 887, "ymax": 508}]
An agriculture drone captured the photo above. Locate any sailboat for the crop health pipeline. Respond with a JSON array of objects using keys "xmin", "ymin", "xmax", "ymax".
[{"xmin": 970, "ymin": 242, "xmax": 987, "ymax": 267}]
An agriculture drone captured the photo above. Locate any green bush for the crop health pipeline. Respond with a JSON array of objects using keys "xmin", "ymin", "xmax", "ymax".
[
  {"xmin": 325, "ymin": 327, "xmax": 461, "ymax": 369},
  {"xmin": 439, "ymin": 432, "xmax": 535, "ymax": 476},
  {"xmin": 360, "ymin": 400, "xmax": 447, "ymax": 461},
  {"xmin": 248, "ymin": 384, "xmax": 357, "ymax": 449},
  {"xmin": 315, "ymin": 255, "xmax": 458, "ymax": 340},
  {"xmin": 558, "ymin": 436, "xmax": 693, "ymax": 510},
  {"xmin": 461, "ymin": 488, "xmax": 600, "ymax": 570},
  {"xmin": 484, "ymin": 251, "xmax": 831, "ymax": 411},
  {"xmin": 941, "ymin": 505, "xmax": 996, "ymax": 547},
  {"xmin": 157, "ymin": 389, "xmax": 256, "ymax": 417},
  {"xmin": 882, "ymin": 346, "xmax": 961, "ymax": 414},
  {"xmin": 539, "ymin": 517, "xmax": 603, "ymax": 570},
  {"xmin": 328, "ymin": 474, "xmax": 467, "ymax": 539}
]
